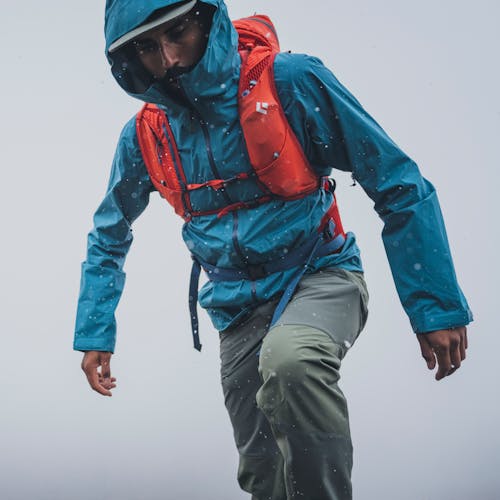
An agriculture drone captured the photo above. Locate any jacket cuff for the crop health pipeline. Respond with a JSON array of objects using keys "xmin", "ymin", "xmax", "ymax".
[
  {"xmin": 73, "ymin": 337, "xmax": 115, "ymax": 353},
  {"xmin": 410, "ymin": 309, "xmax": 473, "ymax": 334}
]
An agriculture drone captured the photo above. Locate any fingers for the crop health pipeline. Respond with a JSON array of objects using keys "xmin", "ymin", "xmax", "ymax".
[
  {"xmin": 99, "ymin": 354, "xmax": 114, "ymax": 391},
  {"xmin": 417, "ymin": 335, "xmax": 436, "ymax": 370},
  {"xmin": 98, "ymin": 374, "xmax": 117, "ymax": 390},
  {"xmin": 86, "ymin": 368, "xmax": 112, "ymax": 396},
  {"xmin": 81, "ymin": 351, "xmax": 116, "ymax": 397},
  {"xmin": 453, "ymin": 326, "xmax": 467, "ymax": 368},
  {"xmin": 450, "ymin": 339, "xmax": 462, "ymax": 370},
  {"xmin": 416, "ymin": 327, "xmax": 468, "ymax": 381},
  {"xmin": 434, "ymin": 344, "xmax": 453, "ymax": 381}
]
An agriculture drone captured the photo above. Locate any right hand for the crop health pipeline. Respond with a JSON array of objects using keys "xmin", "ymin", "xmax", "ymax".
[{"xmin": 81, "ymin": 351, "xmax": 116, "ymax": 397}]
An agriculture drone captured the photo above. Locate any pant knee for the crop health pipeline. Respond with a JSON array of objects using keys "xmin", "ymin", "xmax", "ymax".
[
  {"xmin": 259, "ymin": 324, "xmax": 341, "ymax": 384},
  {"xmin": 256, "ymin": 325, "xmax": 345, "ymax": 427}
]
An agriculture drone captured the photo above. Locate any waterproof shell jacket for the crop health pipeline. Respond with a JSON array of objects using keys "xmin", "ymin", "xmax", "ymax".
[
  {"xmin": 135, "ymin": 15, "xmax": 347, "ymax": 349},
  {"xmin": 74, "ymin": 0, "xmax": 472, "ymax": 353}
]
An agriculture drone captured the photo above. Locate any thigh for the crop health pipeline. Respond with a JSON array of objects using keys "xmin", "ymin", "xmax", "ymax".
[
  {"xmin": 257, "ymin": 324, "xmax": 354, "ymax": 499},
  {"xmin": 276, "ymin": 268, "xmax": 369, "ymax": 357}
]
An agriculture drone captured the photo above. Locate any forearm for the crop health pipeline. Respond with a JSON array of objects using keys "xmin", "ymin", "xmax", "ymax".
[
  {"xmin": 379, "ymin": 180, "xmax": 472, "ymax": 332},
  {"xmin": 73, "ymin": 118, "xmax": 153, "ymax": 352},
  {"xmin": 74, "ymin": 261, "xmax": 127, "ymax": 352}
]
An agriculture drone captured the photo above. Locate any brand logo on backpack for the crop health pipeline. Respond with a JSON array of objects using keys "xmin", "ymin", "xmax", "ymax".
[{"xmin": 256, "ymin": 102, "xmax": 269, "ymax": 115}]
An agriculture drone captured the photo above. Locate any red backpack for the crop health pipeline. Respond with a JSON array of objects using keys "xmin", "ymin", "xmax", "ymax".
[{"xmin": 136, "ymin": 15, "xmax": 346, "ymax": 350}]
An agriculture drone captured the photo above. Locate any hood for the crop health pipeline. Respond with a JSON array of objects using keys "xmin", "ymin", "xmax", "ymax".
[{"xmin": 104, "ymin": 0, "xmax": 240, "ymax": 107}]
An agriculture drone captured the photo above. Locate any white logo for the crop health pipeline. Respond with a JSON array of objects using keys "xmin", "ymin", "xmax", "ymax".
[{"xmin": 256, "ymin": 102, "xmax": 269, "ymax": 115}]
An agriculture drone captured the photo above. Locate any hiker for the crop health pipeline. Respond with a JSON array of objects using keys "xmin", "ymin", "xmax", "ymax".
[{"xmin": 75, "ymin": 1, "xmax": 472, "ymax": 498}]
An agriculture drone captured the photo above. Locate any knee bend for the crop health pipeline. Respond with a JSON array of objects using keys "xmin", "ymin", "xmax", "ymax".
[
  {"xmin": 258, "ymin": 325, "xmax": 341, "ymax": 387},
  {"xmin": 259, "ymin": 333, "xmax": 303, "ymax": 386}
]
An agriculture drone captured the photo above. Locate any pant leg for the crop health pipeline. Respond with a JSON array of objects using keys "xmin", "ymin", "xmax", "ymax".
[
  {"xmin": 256, "ymin": 269, "xmax": 368, "ymax": 500},
  {"xmin": 221, "ymin": 269, "xmax": 368, "ymax": 500},
  {"xmin": 257, "ymin": 325, "xmax": 352, "ymax": 499},
  {"xmin": 220, "ymin": 302, "xmax": 287, "ymax": 500}
]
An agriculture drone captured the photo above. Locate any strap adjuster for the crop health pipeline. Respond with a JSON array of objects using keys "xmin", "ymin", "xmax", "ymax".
[{"xmin": 323, "ymin": 219, "xmax": 336, "ymax": 241}]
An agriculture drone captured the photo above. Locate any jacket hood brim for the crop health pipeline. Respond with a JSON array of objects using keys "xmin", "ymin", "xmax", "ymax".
[{"xmin": 104, "ymin": 0, "xmax": 239, "ymax": 107}]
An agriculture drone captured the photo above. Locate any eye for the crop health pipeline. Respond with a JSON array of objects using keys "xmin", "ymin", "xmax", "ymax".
[
  {"xmin": 133, "ymin": 39, "xmax": 157, "ymax": 55},
  {"xmin": 168, "ymin": 23, "xmax": 187, "ymax": 41}
]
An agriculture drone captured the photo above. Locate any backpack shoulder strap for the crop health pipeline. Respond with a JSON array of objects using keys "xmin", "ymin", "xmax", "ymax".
[
  {"xmin": 234, "ymin": 15, "xmax": 320, "ymax": 198},
  {"xmin": 136, "ymin": 103, "xmax": 191, "ymax": 219}
]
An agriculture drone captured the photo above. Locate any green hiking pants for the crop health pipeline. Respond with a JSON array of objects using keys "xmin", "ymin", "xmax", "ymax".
[{"xmin": 219, "ymin": 269, "xmax": 369, "ymax": 500}]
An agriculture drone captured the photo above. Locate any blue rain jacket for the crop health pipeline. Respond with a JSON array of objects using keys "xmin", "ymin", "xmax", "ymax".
[{"xmin": 74, "ymin": 0, "xmax": 472, "ymax": 352}]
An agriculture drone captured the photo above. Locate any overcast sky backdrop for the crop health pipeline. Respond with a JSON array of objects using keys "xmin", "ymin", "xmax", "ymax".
[{"xmin": 1, "ymin": 1, "xmax": 499, "ymax": 499}]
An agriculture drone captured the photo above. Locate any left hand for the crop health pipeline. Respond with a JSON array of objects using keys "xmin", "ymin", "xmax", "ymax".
[
  {"xmin": 81, "ymin": 351, "xmax": 116, "ymax": 396},
  {"xmin": 416, "ymin": 326, "xmax": 468, "ymax": 381}
]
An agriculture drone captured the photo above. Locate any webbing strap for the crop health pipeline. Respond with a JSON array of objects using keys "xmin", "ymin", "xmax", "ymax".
[
  {"xmin": 200, "ymin": 237, "xmax": 318, "ymax": 282},
  {"xmin": 269, "ymin": 234, "xmax": 344, "ymax": 327},
  {"xmin": 187, "ymin": 232, "xmax": 345, "ymax": 351},
  {"xmin": 189, "ymin": 260, "xmax": 202, "ymax": 351}
]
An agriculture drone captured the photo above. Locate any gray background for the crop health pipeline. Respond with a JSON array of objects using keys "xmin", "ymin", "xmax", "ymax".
[{"xmin": 1, "ymin": 0, "xmax": 498, "ymax": 499}]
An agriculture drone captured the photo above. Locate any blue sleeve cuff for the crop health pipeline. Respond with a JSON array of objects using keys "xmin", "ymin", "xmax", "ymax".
[
  {"xmin": 73, "ymin": 339, "xmax": 115, "ymax": 353},
  {"xmin": 410, "ymin": 309, "xmax": 473, "ymax": 334}
]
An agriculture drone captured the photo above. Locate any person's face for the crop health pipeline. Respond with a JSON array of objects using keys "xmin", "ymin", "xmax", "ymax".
[{"xmin": 131, "ymin": 12, "xmax": 210, "ymax": 80}]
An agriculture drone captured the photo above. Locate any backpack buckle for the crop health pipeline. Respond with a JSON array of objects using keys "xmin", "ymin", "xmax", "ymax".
[
  {"xmin": 322, "ymin": 177, "xmax": 336, "ymax": 193},
  {"xmin": 323, "ymin": 219, "xmax": 336, "ymax": 241}
]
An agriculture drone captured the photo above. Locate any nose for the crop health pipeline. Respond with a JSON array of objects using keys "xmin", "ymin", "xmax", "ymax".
[{"xmin": 158, "ymin": 39, "xmax": 180, "ymax": 70}]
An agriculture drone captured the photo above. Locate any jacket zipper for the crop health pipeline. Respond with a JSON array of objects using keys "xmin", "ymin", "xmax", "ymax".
[
  {"xmin": 177, "ymin": 84, "xmax": 233, "ymax": 206},
  {"xmin": 231, "ymin": 210, "xmax": 249, "ymax": 266},
  {"xmin": 176, "ymin": 82, "xmax": 248, "ymax": 266}
]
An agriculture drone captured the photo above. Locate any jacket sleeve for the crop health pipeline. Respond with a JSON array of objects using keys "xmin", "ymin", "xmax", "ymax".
[
  {"xmin": 274, "ymin": 53, "xmax": 472, "ymax": 333},
  {"xmin": 73, "ymin": 117, "xmax": 154, "ymax": 352}
]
